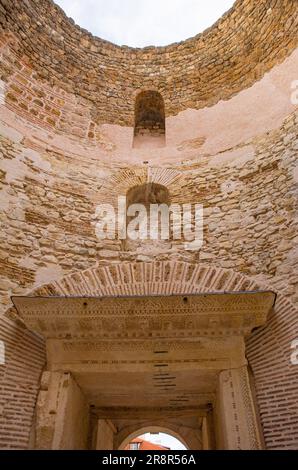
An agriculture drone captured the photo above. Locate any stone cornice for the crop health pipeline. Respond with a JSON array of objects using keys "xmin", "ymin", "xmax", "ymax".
[{"xmin": 12, "ymin": 291, "xmax": 275, "ymax": 340}]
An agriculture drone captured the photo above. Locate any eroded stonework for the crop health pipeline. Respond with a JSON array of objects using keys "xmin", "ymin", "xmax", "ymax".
[{"xmin": 0, "ymin": 0, "xmax": 297, "ymax": 451}]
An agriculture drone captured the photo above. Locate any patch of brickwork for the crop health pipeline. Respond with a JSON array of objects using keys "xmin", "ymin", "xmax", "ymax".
[
  {"xmin": 246, "ymin": 295, "xmax": 298, "ymax": 450},
  {"xmin": 0, "ymin": 315, "xmax": 45, "ymax": 449}
]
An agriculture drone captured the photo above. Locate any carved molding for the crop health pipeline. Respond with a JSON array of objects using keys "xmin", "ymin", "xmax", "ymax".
[
  {"xmin": 218, "ymin": 367, "xmax": 263, "ymax": 450},
  {"xmin": 12, "ymin": 291, "xmax": 275, "ymax": 340}
]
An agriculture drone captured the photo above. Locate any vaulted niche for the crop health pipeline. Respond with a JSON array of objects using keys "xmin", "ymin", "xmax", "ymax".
[
  {"xmin": 123, "ymin": 182, "xmax": 171, "ymax": 252},
  {"xmin": 133, "ymin": 91, "xmax": 166, "ymax": 148}
]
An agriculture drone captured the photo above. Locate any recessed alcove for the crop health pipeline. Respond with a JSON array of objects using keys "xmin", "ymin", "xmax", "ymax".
[
  {"xmin": 123, "ymin": 182, "xmax": 170, "ymax": 251},
  {"xmin": 133, "ymin": 91, "xmax": 166, "ymax": 149}
]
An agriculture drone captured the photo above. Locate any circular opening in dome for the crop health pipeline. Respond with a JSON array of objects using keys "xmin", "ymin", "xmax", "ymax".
[{"xmin": 54, "ymin": 0, "xmax": 236, "ymax": 48}]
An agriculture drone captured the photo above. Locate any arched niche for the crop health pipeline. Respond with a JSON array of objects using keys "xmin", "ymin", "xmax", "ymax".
[
  {"xmin": 123, "ymin": 182, "xmax": 171, "ymax": 252},
  {"xmin": 133, "ymin": 91, "xmax": 166, "ymax": 148}
]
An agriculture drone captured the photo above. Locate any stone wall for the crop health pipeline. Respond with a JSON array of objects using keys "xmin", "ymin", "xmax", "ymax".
[
  {"xmin": 0, "ymin": 0, "xmax": 297, "ymax": 451},
  {"xmin": 0, "ymin": 0, "xmax": 297, "ymax": 126},
  {"xmin": 0, "ymin": 110, "xmax": 297, "ymax": 310}
]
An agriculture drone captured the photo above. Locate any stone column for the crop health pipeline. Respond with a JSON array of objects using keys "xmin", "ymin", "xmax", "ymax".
[
  {"xmin": 216, "ymin": 366, "xmax": 263, "ymax": 450},
  {"xmin": 96, "ymin": 419, "xmax": 115, "ymax": 450},
  {"xmin": 35, "ymin": 371, "xmax": 89, "ymax": 450}
]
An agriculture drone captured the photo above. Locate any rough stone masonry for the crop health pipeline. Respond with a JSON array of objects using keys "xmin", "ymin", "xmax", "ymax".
[{"xmin": 0, "ymin": 0, "xmax": 297, "ymax": 451}]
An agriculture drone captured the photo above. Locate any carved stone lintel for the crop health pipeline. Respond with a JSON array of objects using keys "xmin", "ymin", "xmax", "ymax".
[{"xmin": 12, "ymin": 291, "xmax": 275, "ymax": 340}]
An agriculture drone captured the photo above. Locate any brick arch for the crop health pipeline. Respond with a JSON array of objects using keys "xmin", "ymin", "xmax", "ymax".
[
  {"xmin": 29, "ymin": 261, "xmax": 259, "ymax": 298},
  {"xmin": 97, "ymin": 167, "xmax": 182, "ymax": 208},
  {"xmin": 4, "ymin": 261, "xmax": 298, "ymax": 450}
]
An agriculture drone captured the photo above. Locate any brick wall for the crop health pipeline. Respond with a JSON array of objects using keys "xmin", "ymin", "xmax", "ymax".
[
  {"xmin": 246, "ymin": 295, "xmax": 298, "ymax": 449},
  {"xmin": 0, "ymin": 316, "xmax": 45, "ymax": 449}
]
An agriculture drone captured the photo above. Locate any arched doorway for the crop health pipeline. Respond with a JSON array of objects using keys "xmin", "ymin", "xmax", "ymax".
[
  {"xmin": 12, "ymin": 278, "xmax": 274, "ymax": 450},
  {"xmin": 119, "ymin": 426, "xmax": 189, "ymax": 450},
  {"xmin": 6, "ymin": 261, "xmax": 297, "ymax": 450}
]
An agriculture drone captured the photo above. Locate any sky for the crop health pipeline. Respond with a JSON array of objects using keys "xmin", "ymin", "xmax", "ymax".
[{"xmin": 54, "ymin": 0, "xmax": 235, "ymax": 47}]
